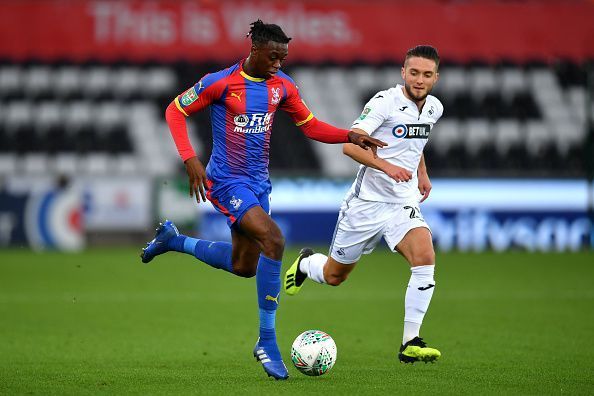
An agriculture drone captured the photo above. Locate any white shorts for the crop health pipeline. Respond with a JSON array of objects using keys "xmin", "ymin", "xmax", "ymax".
[{"xmin": 329, "ymin": 194, "xmax": 431, "ymax": 264}]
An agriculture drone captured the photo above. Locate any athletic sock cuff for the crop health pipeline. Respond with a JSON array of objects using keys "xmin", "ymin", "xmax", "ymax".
[
  {"xmin": 411, "ymin": 264, "xmax": 435, "ymax": 275},
  {"xmin": 259, "ymin": 255, "xmax": 282, "ymax": 268}
]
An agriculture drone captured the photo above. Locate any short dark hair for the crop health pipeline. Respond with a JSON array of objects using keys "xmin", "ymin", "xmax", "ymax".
[
  {"xmin": 247, "ymin": 19, "xmax": 291, "ymax": 45},
  {"xmin": 405, "ymin": 45, "xmax": 440, "ymax": 68}
]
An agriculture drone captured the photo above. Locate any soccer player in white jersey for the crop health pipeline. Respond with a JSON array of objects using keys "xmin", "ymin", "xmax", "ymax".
[{"xmin": 284, "ymin": 45, "xmax": 443, "ymax": 363}]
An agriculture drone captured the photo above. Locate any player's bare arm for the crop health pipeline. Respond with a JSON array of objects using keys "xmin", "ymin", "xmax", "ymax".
[
  {"xmin": 417, "ymin": 153, "xmax": 432, "ymax": 202},
  {"xmin": 343, "ymin": 129, "xmax": 412, "ymax": 182},
  {"xmin": 184, "ymin": 156, "xmax": 209, "ymax": 203},
  {"xmin": 346, "ymin": 130, "xmax": 387, "ymax": 158}
]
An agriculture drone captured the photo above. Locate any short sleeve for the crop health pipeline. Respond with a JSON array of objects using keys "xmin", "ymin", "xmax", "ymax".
[
  {"xmin": 434, "ymin": 98, "xmax": 444, "ymax": 121},
  {"xmin": 174, "ymin": 72, "xmax": 227, "ymax": 116},
  {"xmin": 351, "ymin": 91, "xmax": 390, "ymax": 135}
]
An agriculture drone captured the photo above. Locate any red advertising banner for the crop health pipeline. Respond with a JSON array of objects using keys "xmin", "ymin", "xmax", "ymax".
[{"xmin": 1, "ymin": 0, "xmax": 593, "ymax": 63}]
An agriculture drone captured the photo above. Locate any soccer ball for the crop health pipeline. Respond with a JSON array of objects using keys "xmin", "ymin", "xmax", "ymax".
[{"xmin": 290, "ymin": 330, "xmax": 337, "ymax": 376}]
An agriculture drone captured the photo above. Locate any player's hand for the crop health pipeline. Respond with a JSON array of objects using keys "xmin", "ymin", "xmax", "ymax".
[
  {"xmin": 418, "ymin": 171, "xmax": 432, "ymax": 202},
  {"xmin": 383, "ymin": 163, "xmax": 413, "ymax": 183},
  {"xmin": 184, "ymin": 156, "xmax": 208, "ymax": 203},
  {"xmin": 347, "ymin": 131, "xmax": 387, "ymax": 158}
]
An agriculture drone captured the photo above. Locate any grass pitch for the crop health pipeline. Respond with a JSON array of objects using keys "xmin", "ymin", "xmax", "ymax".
[{"xmin": 1, "ymin": 248, "xmax": 593, "ymax": 395}]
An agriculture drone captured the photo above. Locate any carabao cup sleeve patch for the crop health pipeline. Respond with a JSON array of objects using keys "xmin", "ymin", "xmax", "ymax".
[
  {"xmin": 180, "ymin": 87, "xmax": 198, "ymax": 106},
  {"xmin": 359, "ymin": 107, "xmax": 371, "ymax": 120}
]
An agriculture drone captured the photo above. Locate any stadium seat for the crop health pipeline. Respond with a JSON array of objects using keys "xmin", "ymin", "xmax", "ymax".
[
  {"xmin": 22, "ymin": 154, "xmax": 48, "ymax": 174},
  {"xmin": 500, "ymin": 68, "xmax": 527, "ymax": 99},
  {"xmin": 439, "ymin": 67, "xmax": 467, "ymax": 93},
  {"xmin": 464, "ymin": 120, "xmax": 491, "ymax": 155},
  {"xmin": 470, "ymin": 67, "xmax": 498, "ymax": 92},
  {"xmin": 54, "ymin": 66, "xmax": 82, "ymax": 100},
  {"xmin": 0, "ymin": 66, "xmax": 22, "ymax": 101},
  {"xmin": 0, "ymin": 60, "xmax": 589, "ymax": 178},
  {"xmin": 494, "ymin": 120, "xmax": 522, "ymax": 155},
  {"xmin": 430, "ymin": 120, "xmax": 460, "ymax": 154},
  {"xmin": 0, "ymin": 154, "xmax": 17, "ymax": 175}
]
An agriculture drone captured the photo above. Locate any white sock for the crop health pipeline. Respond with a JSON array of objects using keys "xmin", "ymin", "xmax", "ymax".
[
  {"xmin": 403, "ymin": 265, "xmax": 435, "ymax": 344},
  {"xmin": 403, "ymin": 322, "xmax": 421, "ymax": 345},
  {"xmin": 299, "ymin": 253, "xmax": 327, "ymax": 284}
]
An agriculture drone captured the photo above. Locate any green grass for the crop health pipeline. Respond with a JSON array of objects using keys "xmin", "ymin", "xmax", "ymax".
[{"xmin": 1, "ymin": 248, "xmax": 593, "ymax": 395}]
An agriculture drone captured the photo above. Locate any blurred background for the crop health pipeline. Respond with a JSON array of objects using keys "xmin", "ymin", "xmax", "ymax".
[{"xmin": 0, "ymin": 0, "xmax": 593, "ymax": 253}]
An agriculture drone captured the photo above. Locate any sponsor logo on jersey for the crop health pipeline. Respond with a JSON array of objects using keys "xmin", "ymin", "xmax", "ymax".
[
  {"xmin": 399, "ymin": 105, "xmax": 408, "ymax": 111},
  {"xmin": 270, "ymin": 87, "xmax": 281, "ymax": 105},
  {"xmin": 233, "ymin": 114, "xmax": 249, "ymax": 127},
  {"xmin": 230, "ymin": 196, "xmax": 243, "ymax": 210},
  {"xmin": 233, "ymin": 112, "xmax": 273, "ymax": 134},
  {"xmin": 392, "ymin": 124, "xmax": 408, "ymax": 138},
  {"xmin": 392, "ymin": 124, "xmax": 431, "ymax": 139},
  {"xmin": 358, "ymin": 107, "xmax": 371, "ymax": 120},
  {"xmin": 180, "ymin": 87, "xmax": 198, "ymax": 106},
  {"xmin": 230, "ymin": 91, "xmax": 243, "ymax": 102}
]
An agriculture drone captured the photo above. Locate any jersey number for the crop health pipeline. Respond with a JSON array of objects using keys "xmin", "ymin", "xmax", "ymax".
[{"xmin": 403, "ymin": 206, "xmax": 421, "ymax": 219}]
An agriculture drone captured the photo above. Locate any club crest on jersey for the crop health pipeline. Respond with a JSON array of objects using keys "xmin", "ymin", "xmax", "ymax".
[
  {"xmin": 180, "ymin": 87, "xmax": 198, "ymax": 106},
  {"xmin": 392, "ymin": 124, "xmax": 431, "ymax": 139},
  {"xmin": 270, "ymin": 87, "xmax": 281, "ymax": 105}
]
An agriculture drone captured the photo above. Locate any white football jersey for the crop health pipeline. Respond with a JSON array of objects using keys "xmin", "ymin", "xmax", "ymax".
[{"xmin": 348, "ymin": 84, "xmax": 443, "ymax": 203}]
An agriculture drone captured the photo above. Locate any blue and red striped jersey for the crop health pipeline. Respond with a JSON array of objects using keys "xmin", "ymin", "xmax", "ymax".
[{"xmin": 174, "ymin": 60, "xmax": 313, "ymax": 183}]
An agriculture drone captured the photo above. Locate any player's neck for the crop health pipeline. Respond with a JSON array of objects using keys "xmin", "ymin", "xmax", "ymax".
[{"xmin": 243, "ymin": 56, "xmax": 263, "ymax": 79}]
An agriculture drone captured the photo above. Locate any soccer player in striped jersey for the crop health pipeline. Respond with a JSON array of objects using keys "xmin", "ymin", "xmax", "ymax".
[
  {"xmin": 140, "ymin": 20, "xmax": 386, "ymax": 380},
  {"xmin": 285, "ymin": 45, "xmax": 443, "ymax": 364}
]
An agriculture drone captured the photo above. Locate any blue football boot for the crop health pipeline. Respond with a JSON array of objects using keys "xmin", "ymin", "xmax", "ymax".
[
  {"xmin": 140, "ymin": 220, "xmax": 179, "ymax": 263},
  {"xmin": 253, "ymin": 340, "xmax": 289, "ymax": 380}
]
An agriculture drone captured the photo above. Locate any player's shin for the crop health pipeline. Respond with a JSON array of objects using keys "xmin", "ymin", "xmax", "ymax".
[
  {"xmin": 300, "ymin": 253, "xmax": 328, "ymax": 284},
  {"xmin": 256, "ymin": 255, "xmax": 283, "ymax": 361},
  {"xmin": 403, "ymin": 264, "xmax": 435, "ymax": 344},
  {"xmin": 168, "ymin": 236, "xmax": 233, "ymax": 273}
]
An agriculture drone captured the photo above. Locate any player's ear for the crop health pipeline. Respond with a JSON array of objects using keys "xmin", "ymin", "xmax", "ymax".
[
  {"xmin": 401, "ymin": 66, "xmax": 406, "ymax": 80},
  {"xmin": 250, "ymin": 43, "xmax": 259, "ymax": 56}
]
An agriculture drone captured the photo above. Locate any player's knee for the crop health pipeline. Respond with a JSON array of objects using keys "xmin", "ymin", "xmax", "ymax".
[
  {"xmin": 232, "ymin": 260, "xmax": 257, "ymax": 278},
  {"xmin": 233, "ymin": 266, "xmax": 257, "ymax": 278},
  {"xmin": 410, "ymin": 250, "xmax": 435, "ymax": 266},
  {"xmin": 260, "ymin": 228, "xmax": 285, "ymax": 258},
  {"xmin": 326, "ymin": 272, "xmax": 349, "ymax": 287},
  {"xmin": 269, "ymin": 231, "xmax": 285, "ymax": 251}
]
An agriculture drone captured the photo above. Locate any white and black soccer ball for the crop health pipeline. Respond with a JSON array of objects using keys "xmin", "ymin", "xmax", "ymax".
[{"xmin": 290, "ymin": 330, "xmax": 337, "ymax": 376}]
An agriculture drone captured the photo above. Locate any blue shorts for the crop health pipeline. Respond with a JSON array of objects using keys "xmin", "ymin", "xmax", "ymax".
[{"xmin": 206, "ymin": 179, "xmax": 271, "ymax": 228}]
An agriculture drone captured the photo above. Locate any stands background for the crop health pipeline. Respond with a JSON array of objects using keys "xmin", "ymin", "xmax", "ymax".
[{"xmin": 0, "ymin": 0, "xmax": 593, "ymax": 251}]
